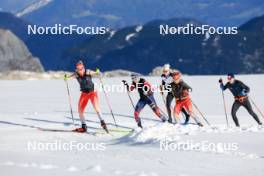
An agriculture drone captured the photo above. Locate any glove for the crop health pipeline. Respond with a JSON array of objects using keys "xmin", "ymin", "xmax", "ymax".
[
  {"xmin": 64, "ymin": 74, "xmax": 68, "ymax": 81},
  {"xmin": 122, "ymin": 80, "xmax": 128, "ymax": 85},
  {"xmin": 95, "ymin": 68, "xmax": 100, "ymax": 74},
  {"xmin": 241, "ymin": 89, "xmax": 247, "ymax": 96},
  {"xmin": 160, "ymin": 85, "xmax": 164, "ymax": 94},
  {"xmin": 219, "ymin": 78, "xmax": 223, "ymax": 83}
]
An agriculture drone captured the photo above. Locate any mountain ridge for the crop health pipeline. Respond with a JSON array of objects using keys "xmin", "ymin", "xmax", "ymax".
[{"xmin": 60, "ymin": 15, "xmax": 264, "ymax": 74}]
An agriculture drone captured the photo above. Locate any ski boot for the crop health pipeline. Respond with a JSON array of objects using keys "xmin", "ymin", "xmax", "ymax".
[
  {"xmin": 183, "ymin": 115, "xmax": 190, "ymax": 125},
  {"xmin": 74, "ymin": 123, "xmax": 87, "ymax": 133},
  {"xmin": 168, "ymin": 117, "xmax": 173, "ymax": 124},
  {"xmin": 100, "ymin": 120, "xmax": 109, "ymax": 133},
  {"xmin": 137, "ymin": 119, "xmax": 143, "ymax": 128},
  {"xmin": 197, "ymin": 122, "xmax": 204, "ymax": 127},
  {"xmin": 160, "ymin": 115, "xmax": 167, "ymax": 122},
  {"xmin": 257, "ymin": 122, "xmax": 263, "ymax": 129}
]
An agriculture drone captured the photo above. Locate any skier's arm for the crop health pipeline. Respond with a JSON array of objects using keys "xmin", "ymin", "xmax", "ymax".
[
  {"xmin": 87, "ymin": 68, "xmax": 101, "ymax": 77},
  {"xmin": 219, "ymin": 78, "xmax": 227, "ymax": 91},
  {"xmin": 122, "ymin": 80, "xmax": 135, "ymax": 92},
  {"xmin": 220, "ymin": 83, "xmax": 227, "ymax": 91},
  {"xmin": 170, "ymin": 83, "xmax": 178, "ymax": 97},
  {"xmin": 239, "ymin": 80, "xmax": 250, "ymax": 93},
  {"xmin": 237, "ymin": 80, "xmax": 250, "ymax": 96},
  {"xmin": 64, "ymin": 73, "xmax": 76, "ymax": 80},
  {"xmin": 144, "ymin": 81, "xmax": 153, "ymax": 94},
  {"xmin": 161, "ymin": 75, "xmax": 166, "ymax": 86},
  {"xmin": 182, "ymin": 81, "xmax": 192, "ymax": 92},
  {"xmin": 160, "ymin": 76, "xmax": 166, "ymax": 93},
  {"xmin": 129, "ymin": 84, "xmax": 135, "ymax": 91}
]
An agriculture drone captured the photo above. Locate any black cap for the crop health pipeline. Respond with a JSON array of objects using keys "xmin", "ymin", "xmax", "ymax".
[
  {"xmin": 131, "ymin": 73, "xmax": 139, "ymax": 79},
  {"xmin": 227, "ymin": 73, "xmax": 235, "ymax": 78}
]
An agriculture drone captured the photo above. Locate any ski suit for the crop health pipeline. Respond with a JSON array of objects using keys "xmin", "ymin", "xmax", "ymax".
[
  {"xmin": 129, "ymin": 78, "xmax": 164, "ymax": 122},
  {"xmin": 75, "ymin": 70, "xmax": 99, "ymax": 114},
  {"xmin": 161, "ymin": 72, "xmax": 190, "ymax": 121},
  {"xmin": 170, "ymin": 80, "xmax": 193, "ymax": 115},
  {"xmin": 220, "ymin": 80, "xmax": 261, "ymax": 127}
]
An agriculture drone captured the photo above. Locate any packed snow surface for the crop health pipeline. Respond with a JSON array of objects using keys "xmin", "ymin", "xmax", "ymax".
[{"xmin": 0, "ymin": 75, "xmax": 264, "ymax": 176}]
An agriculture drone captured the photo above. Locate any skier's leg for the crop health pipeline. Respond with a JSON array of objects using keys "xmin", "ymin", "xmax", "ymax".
[
  {"xmin": 243, "ymin": 99, "xmax": 262, "ymax": 125},
  {"xmin": 185, "ymin": 99, "xmax": 203, "ymax": 126},
  {"xmin": 166, "ymin": 93, "xmax": 174, "ymax": 123},
  {"xmin": 134, "ymin": 99, "xmax": 146, "ymax": 127},
  {"xmin": 148, "ymin": 95, "xmax": 166, "ymax": 122},
  {"xmin": 231, "ymin": 101, "xmax": 241, "ymax": 127},
  {"xmin": 181, "ymin": 107, "xmax": 190, "ymax": 124},
  {"xmin": 90, "ymin": 91, "xmax": 103, "ymax": 121},
  {"xmin": 90, "ymin": 91, "xmax": 108, "ymax": 131},
  {"xmin": 173, "ymin": 101, "xmax": 183, "ymax": 123},
  {"xmin": 77, "ymin": 92, "xmax": 89, "ymax": 131},
  {"xmin": 78, "ymin": 93, "xmax": 89, "ymax": 123}
]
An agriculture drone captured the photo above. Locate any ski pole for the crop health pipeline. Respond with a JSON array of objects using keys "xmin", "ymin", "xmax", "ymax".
[
  {"xmin": 98, "ymin": 76, "xmax": 118, "ymax": 127},
  {"xmin": 249, "ymin": 96, "xmax": 264, "ymax": 119},
  {"xmin": 64, "ymin": 79, "xmax": 75, "ymax": 125},
  {"xmin": 122, "ymin": 81, "xmax": 136, "ymax": 109},
  {"xmin": 160, "ymin": 88, "xmax": 167, "ymax": 108},
  {"xmin": 127, "ymin": 89, "xmax": 136, "ymax": 110},
  {"xmin": 221, "ymin": 90, "xmax": 229, "ymax": 127},
  {"xmin": 191, "ymin": 99, "xmax": 211, "ymax": 126},
  {"xmin": 160, "ymin": 90, "xmax": 172, "ymax": 116}
]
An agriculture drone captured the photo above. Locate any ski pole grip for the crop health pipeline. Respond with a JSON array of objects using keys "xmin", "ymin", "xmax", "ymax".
[{"xmin": 64, "ymin": 74, "xmax": 68, "ymax": 81}]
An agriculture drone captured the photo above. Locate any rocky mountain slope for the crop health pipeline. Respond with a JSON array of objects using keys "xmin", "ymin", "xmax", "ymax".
[{"xmin": 0, "ymin": 29, "xmax": 43, "ymax": 72}]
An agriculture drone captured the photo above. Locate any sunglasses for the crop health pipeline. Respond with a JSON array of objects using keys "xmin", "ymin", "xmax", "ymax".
[
  {"xmin": 173, "ymin": 73, "xmax": 180, "ymax": 77},
  {"xmin": 227, "ymin": 76, "xmax": 233, "ymax": 80},
  {"xmin": 77, "ymin": 67, "xmax": 84, "ymax": 71}
]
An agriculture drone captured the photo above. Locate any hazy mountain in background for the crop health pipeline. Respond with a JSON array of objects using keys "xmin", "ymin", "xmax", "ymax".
[
  {"xmin": 60, "ymin": 15, "xmax": 264, "ymax": 74},
  {"xmin": 25, "ymin": 32, "xmax": 89, "ymax": 70},
  {"xmin": 0, "ymin": 29, "xmax": 43, "ymax": 72},
  {"xmin": 13, "ymin": 0, "xmax": 264, "ymax": 28},
  {"xmin": 0, "ymin": 12, "xmax": 89, "ymax": 70},
  {"xmin": 0, "ymin": 1, "xmax": 263, "ymax": 74}
]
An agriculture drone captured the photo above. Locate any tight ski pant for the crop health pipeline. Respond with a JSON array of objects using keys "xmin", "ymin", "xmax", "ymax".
[
  {"xmin": 166, "ymin": 92, "xmax": 190, "ymax": 120},
  {"xmin": 78, "ymin": 91, "xmax": 103, "ymax": 124},
  {"xmin": 134, "ymin": 95, "xmax": 162, "ymax": 122},
  {"xmin": 231, "ymin": 99, "xmax": 261, "ymax": 127}
]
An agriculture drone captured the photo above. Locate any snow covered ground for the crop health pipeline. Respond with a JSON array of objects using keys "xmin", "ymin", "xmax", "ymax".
[{"xmin": 0, "ymin": 75, "xmax": 264, "ymax": 176}]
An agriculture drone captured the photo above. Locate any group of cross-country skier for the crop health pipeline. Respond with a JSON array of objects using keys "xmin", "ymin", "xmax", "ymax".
[{"xmin": 64, "ymin": 60, "xmax": 263, "ymax": 133}]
